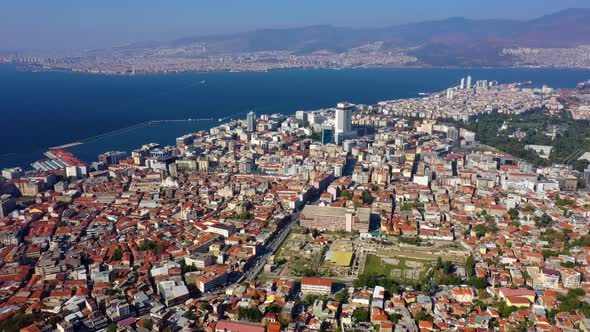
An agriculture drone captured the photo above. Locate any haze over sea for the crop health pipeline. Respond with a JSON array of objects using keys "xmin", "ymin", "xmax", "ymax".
[{"xmin": 1, "ymin": 64, "xmax": 590, "ymax": 169}]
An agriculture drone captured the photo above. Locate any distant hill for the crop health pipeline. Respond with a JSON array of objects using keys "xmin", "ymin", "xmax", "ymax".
[
  {"xmin": 119, "ymin": 9, "xmax": 584, "ymax": 60},
  {"xmin": 62, "ymin": 8, "xmax": 590, "ymax": 69}
]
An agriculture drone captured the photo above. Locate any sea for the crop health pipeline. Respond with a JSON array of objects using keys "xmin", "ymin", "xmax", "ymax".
[{"xmin": 1, "ymin": 64, "xmax": 590, "ymax": 170}]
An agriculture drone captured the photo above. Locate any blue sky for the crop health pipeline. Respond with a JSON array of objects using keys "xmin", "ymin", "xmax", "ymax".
[{"xmin": 1, "ymin": 0, "xmax": 589, "ymax": 50}]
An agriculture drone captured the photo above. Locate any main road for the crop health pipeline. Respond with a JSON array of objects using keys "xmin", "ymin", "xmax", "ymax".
[{"xmin": 244, "ymin": 197, "xmax": 314, "ymax": 281}]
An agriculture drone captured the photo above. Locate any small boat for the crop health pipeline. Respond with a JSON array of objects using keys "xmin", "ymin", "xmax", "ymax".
[
  {"xmin": 200, "ymin": 80, "xmax": 206, "ymax": 84},
  {"xmin": 418, "ymin": 92, "xmax": 429, "ymax": 96},
  {"xmin": 218, "ymin": 118, "xmax": 223, "ymax": 122}
]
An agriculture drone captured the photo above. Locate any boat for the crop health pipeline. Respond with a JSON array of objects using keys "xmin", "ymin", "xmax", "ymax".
[
  {"xmin": 418, "ymin": 92, "xmax": 429, "ymax": 96},
  {"xmin": 218, "ymin": 118, "xmax": 223, "ymax": 122},
  {"xmin": 200, "ymin": 80, "xmax": 206, "ymax": 84}
]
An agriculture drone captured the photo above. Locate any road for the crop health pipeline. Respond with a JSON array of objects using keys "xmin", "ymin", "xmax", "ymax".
[
  {"xmin": 244, "ymin": 200, "xmax": 310, "ymax": 281},
  {"xmin": 201, "ymin": 195, "xmax": 320, "ymax": 298}
]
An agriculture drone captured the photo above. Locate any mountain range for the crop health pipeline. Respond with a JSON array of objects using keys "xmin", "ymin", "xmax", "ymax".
[{"xmin": 113, "ymin": 8, "xmax": 590, "ymax": 67}]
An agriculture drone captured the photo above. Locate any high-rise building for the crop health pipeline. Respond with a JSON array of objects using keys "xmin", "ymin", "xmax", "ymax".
[
  {"xmin": 335, "ymin": 106, "xmax": 352, "ymax": 134},
  {"xmin": 466, "ymin": 75, "xmax": 472, "ymax": 89},
  {"xmin": 98, "ymin": 151, "xmax": 127, "ymax": 165},
  {"xmin": 295, "ymin": 110, "xmax": 307, "ymax": 121},
  {"xmin": 446, "ymin": 88, "xmax": 454, "ymax": 99},
  {"xmin": 321, "ymin": 126, "xmax": 334, "ymax": 145},
  {"xmin": 447, "ymin": 127, "xmax": 459, "ymax": 141},
  {"xmin": 460, "ymin": 78, "xmax": 466, "ymax": 89},
  {"xmin": 1, "ymin": 167, "xmax": 23, "ymax": 180},
  {"xmin": 246, "ymin": 111, "xmax": 256, "ymax": 132}
]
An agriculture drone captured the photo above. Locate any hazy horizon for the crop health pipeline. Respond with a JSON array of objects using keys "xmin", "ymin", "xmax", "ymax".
[{"xmin": 1, "ymin": 0, "xmax": 590, "ymax": 51}]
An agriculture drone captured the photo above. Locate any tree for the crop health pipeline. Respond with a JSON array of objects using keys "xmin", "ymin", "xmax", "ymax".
[
  {"xmin": 442, "ymin": 261, "xmax": 454, "ymax": 275},
  {"xmin": 523, "ymin": 205, "xmax": 535, "ymax": 213},
  {"xmin": 535, "ymin": 213, "xmax": 554, "ymax": 227},
  {"xmin": 497, "ymin": 301, "xmax": 518, "ymax": 318},
  {"xmin": 302, "ymin": 294, "xmax": 317, "ymax": 307},
  {"xmin": 466, "ymin": 277, "xmax": 488, "ymax": 289},
  {"xmin": 238, "ymin": 306, "xmax": 263, "ymax": 322},
  {"xmin": 142, "ymin": 319, "xmax": 154, "ymax": 330},
  {"xmin": 465, "ymin": 255, "xmax": 475, "ymax": 278},
  {"xmin": 112, "ymin": 247, "xmax": 123, "ymax": 261},
  {"xmin": 474, "ymin": 224, "xmax": 487, "ymax": 238},
  {"xmin": 508, "ymin": 208, "xmax": 519, "ymax": 220},
  {"xmin": 436, "ymin": 257, "xmax": 443, "ymax": 270},
  {"xmin": 352, "ymin": 308, "xmax": 369, "ymax": 322},
  {"xmin": 107, "ymin": 325, "xmax": 118, "ymax": 332},
  {"xmin": 139, "ymin": 240, "xmax": 165, "ymax": 254},
  {"xmin": 341, "ymin": 190, "xmax": 353, "ymax": 200},
  {"xmin": 558, "ymin": 288, "xmax": 590, "ymax": 316},
  {"xmin": 334, "ymin": 290, "xmax": 348, "ymax": 303},
  {"xmin": 414, "ymin": 311, "xmax": 433, "ymax": 322},
  {"xmin": 361, "ymin": 190, "xmax": 374, "ymax": 205}
]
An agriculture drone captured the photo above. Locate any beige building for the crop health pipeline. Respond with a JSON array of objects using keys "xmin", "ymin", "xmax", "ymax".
[{"xmin": 300, "ymin": 205, "xmax": 371, "ymax": 233}]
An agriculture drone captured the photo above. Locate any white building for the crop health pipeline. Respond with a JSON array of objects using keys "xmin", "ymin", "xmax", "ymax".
[
  {"xmin": 247, "ymin": 111, "xmax": 256, "ymax": 132},
  {"xmin": 301, "ymin": 277, "xmax": 332, "ymax": 296}
]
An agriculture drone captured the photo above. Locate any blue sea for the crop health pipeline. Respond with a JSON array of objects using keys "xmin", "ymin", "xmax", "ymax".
[{"xmin": 1, "ymin": 64, "xmax": 590, "ymax": 169}]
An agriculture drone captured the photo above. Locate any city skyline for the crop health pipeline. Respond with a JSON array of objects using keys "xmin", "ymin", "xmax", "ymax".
[{"xmin": 1, "ymin": 0, "xmax": 590, "ymax": 50}]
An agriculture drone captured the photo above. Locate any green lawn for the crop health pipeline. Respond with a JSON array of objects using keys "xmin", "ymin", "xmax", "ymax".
[
  {"xmin": 364, "ymin": 254, "xmax": 429, "ymax": 281},
  {"xmin": 364, "ymin": 254, "xmax": 396, "ymax": 275}
]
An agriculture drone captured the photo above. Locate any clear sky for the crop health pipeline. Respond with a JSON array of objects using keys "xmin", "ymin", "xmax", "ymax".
[{"xmin": 1, "ymin": 0, "xmax": 589, "ymax": 50}]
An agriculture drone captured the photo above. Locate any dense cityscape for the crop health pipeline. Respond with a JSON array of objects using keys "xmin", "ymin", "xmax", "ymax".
[{"xmin": 1, "ymin": 76, "xmax": 590, "ymax": 332}]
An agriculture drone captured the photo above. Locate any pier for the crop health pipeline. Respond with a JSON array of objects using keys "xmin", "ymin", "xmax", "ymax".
[{"xmin": 50, "ymin": 117, "xmax": 215, "ymax": 150}]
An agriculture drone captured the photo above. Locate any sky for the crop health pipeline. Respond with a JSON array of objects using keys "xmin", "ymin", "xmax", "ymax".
[{"xmin": 1, "ymin": 0, "xmax": 589, "ymax": 50}]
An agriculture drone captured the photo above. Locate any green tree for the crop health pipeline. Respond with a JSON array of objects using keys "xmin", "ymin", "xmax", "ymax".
[
  {"xmin": 352, "ymin": 308, "xmax": 369, "ymax": 322},
  {"xmin": 341, "ymin": 190, "xmax": 353, "ymax": 200},
  {"xmin": 414, "ymin": 311, "xmax": 433, "ymax": 322},
  {"xmin": 465, "ymin": 255, "xmax": 475, "ymax": 278},
  {"xmin": 238, "ymin": 306, "xmax": 264, "ymax": 322},
  {"xmin": 508, "ymin": 208, "xmax": 519, "ymax": 220},
  {"xmin": 112, "ymin": 247, "xmax": 123, "ymax": 261},
  {"xmin": 466, "ymin": 277, "xmax": 488, "ymax": 289},
  {"xmin": 334, "ymin": 290, "xmax": 349, "ymax": 303},
  {"xmin": 142, "ymin": 319, "xmax": 154, "ymax": 330}
]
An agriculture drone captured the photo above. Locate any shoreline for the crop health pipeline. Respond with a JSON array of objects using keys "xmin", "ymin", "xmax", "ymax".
[
  {"xmin": 10, "ymin": 63, "xmax": 590, "ymax": 77},
  {"xmin": 3, "ymin": 118, "xmax": 216, "ymax": 161}
]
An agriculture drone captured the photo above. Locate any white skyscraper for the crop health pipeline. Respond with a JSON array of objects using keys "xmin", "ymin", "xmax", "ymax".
[
  {"xmin": 466, "ymin": 75, "xmax": 472, "ymax": 89},
  {"xmin": 460, "ymin": 78, "xmax": 466, "ymax": 89},
  {"xmin": 246, "ymin": 111, "xmax": 256, "ymax": 132},
  {"xmin": 446, "ymin": 88, "xmax": 454, "ymax": 99},
  {"xmin": 335, "ymin": 107, "xmax": 352, "ymax": 134}
]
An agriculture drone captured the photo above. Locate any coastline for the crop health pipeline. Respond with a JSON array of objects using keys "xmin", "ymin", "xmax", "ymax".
[
  {"xmin": 11, "ymin": 62, "xmax": 590, "ymax": 76},
  {"xmin": 2, "ymin": 66, "xmax": 590, "ymax": 170}
]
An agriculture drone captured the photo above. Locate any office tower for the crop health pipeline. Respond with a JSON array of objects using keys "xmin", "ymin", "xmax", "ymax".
[
  {"xmin": 447, "ymin": 127, "xmax": 459, "ymax": 141},
  {"xmin": 295, "ymin": 110, "xmax": 307, "ymax": 121},
  {"xmin": 466, "ymin": 75, "xmax": 472, "ymax": 89},
  {"xmin": 460, "ymin": 78, "xmax": 465, "ymax": 89},
  {"xmin": 321, "ymin": 126, "xmax": 334, "ymax": 145},
  {"xmin": 335, "ymin": 107, "xmax": 352, "ymax": 134},
  {"xmin": 246, "ymin": 111, "xmax": 256, "ymax": 132},
  {"xmin": 446, "ymin": 88, "xmax": 454, "ymax": 99}
]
